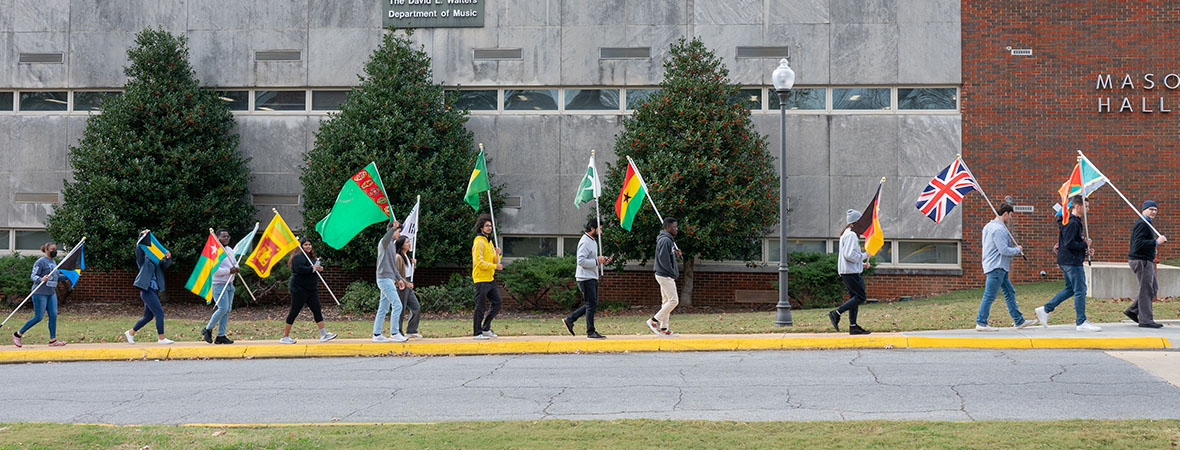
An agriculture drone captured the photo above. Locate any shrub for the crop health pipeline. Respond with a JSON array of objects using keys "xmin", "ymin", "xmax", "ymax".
[
  {"xmin": 787, "ymin": 252, "xmax": 877, "ymax": 309},
  {"xmin": 499, "ymin": 256, "xmax": 578, "ymax": 309},
  {"xmin": 237, "ymin": 262, "xmax": 293, "ymax": 306},
  {"xmin": 341, "ymin": 280, "xmax": 381, "ymax": 315},
  {"xmin": 0, "ymin": 253, "xmax": 38, "ymax": 305},
  {"xmin": 416, "ymin": 273, "xmax": 473, "ymax": 313},
  {"xmin": 598, "ymin": 300, "xmax": 630, "ymax": 313}
]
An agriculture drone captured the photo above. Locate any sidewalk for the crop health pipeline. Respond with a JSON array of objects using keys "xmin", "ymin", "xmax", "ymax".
[{"xmin": 0, "ymin": 321, "xmax": 1172, "ymax": 364}]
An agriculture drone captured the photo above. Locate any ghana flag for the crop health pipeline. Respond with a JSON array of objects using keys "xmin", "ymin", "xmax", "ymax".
[
  {"xmin": 315, "ymin": 162, "xmax": 394, "ymax": 249},
  {"xmin": 185, "ymin": 231, "xmax": 228, "ymax": 301},
  {"xmin": 850, "ymin": 180, "xmax": 885, "ymax": 257},
  {"xmin": 615, "ymin": 158, "xmax": 649, "ymax": 231}
]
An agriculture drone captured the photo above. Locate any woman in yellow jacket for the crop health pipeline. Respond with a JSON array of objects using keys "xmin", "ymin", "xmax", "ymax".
[{"xmin": 472, "ymin": 214, "xmax": 503, "ymax": 339}]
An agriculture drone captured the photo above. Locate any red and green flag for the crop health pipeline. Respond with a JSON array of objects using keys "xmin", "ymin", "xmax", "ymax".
[
  {"xmin": 185, "ymin": 231, "xmax": 228, "ymax": 301},
  {"xmin": 615, "ymin": 158, "xmax": 649, "ymax": 231},
  {"xmin": 315, "ymin": 162, "xmax": 393, "ymax": 249}
]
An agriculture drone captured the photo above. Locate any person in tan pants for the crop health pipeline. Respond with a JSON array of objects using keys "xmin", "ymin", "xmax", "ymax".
[{"xmin": 646, "ymin": 217, "xmax": 681, "ymax": 337}]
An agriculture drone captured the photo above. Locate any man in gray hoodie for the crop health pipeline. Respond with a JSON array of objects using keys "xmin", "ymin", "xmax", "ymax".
[
  {"xmin": 563, "ymin": 220, "xmax": 612, "ymax": 339},
  {"xmin": 374, "ymin": 220, "xmax": 408, "ymax": 342},
  {"xmin": 647, "ymin": 217, "xmax": 681, "ymax": 336}
]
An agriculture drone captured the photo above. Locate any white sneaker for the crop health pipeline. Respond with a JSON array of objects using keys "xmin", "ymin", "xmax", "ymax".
[
  {"xmin": 320, "ymin": 332, "xmax": 338, "ymax": 342},
  {"xmin": 1014, "ymin": 319, "xmax": 1039, "ymax": 329},
  {"xmin": 646, "ymin": 319, "xmax": 661, "ymax": 335},
  {"xmin": 124, "ymin": 330, "xmax": 135, "ymax": 344},
  {"xmin": 473, "ymin": 334, "xmax": 491, "ymax": 340},
  {"xmin": 279, "ymin": 336, "xmax": 297, "ymax": 344},
  {"xmin": 408, "ymin": 333, "xmax": 423, "ymax": 339},
  {"xmin": 372, "ymin": 335, "xmax": 393, "ymax": 343},
  {"xmin": 390, "ymin": 333, "xmax": 408, "ymax": 342},
  {"xmin": 976, "ymin": 324, "xmax": 1000, "ymax": 332},
  {"xmin": 1035, "ymin": 306, "xmax": 1049, "ymax": 327},
  {"xmin": 482, "ymin": 330, "xmax": 498, "ymax": 338},
  {"xmin": 1076, "ymin": 321, "xmax": 1102, "ymax": 332},
  {"xmin": 157, "ymin": 338, "xmax": 174, "ymax": 345}
]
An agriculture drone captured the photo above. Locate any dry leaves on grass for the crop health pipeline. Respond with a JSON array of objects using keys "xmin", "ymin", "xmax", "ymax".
[{"xmin": 212, "ymin": 430, "xmax": 227, "ymax": 437}]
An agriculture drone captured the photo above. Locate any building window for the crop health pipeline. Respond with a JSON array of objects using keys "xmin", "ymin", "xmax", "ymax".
[
  {"xmin": 454, "ymin": 90, "xmax": 497, "ymax": 111},
  {"xmin": 872, "ymin": 241, "xmax": 894, "ymax": 264},
  {"xmin": 14, "ymin": 229, "xmax": 52, "ymax": 252},
  {"xmin": 768, "ymin": 88, "xmax": 826, "ymax": 110},
  {"xmin": 502, "ymin": 236, "xmax": 557, "ymax": 258},
  {"xmin": 766, "ymin": 238, "xmax": 828, "ymax": 262},
  {"xmin": 312, "ymin": 90, "xmax": 349, "ymax": 111},
  {"xmin": 0, "ymin": 230, "xmax": 9, "ymax": 251},
  {"xmin": 73, "ymin": 91, "xmax": 121, "ymax": 111},
  {"xmin": 896, "ymin": 241, "xmax": 958, "ymax": 265},
  {"xmin": 730, "ymin": 88, "xmax": 762, "ymax": 110},
  {"xmin": 626, "ymin": 88, "xmax": 660, "ymax": 110},
  {"xmin": 19, "ymin": 91, "xmax": 68, "ymax": 111},
  {"xmin": 0, "ymin": 92, "xmax": 13, "ymax": 111},
  {"xmin": 564, "ymin": 89, "xmax": 620, "ymax": 111},
  {"xmin": 215, "ymin": 90, "xmax": 249, "ymax": 111},
  {"xmin": 254, "ymin": 90, "xmax": 306, "ymax": 111},
  {"xmin": 833, "ymin": 88, "xmax": 890, "ymax": 110},
  {"xmin": 898, "ymin": 88, "xmax": 957, "ymax": 110},
  {"xmin": 563, "ymin": 236, "xmax": 581, "ymax": 256},
  {"xmin": 504, "ymin": 89, "xmax": 558, "ymax": 111}
]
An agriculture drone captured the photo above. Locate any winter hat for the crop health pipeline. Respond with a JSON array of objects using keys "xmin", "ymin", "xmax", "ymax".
[
  {"xmin": 1143, "ymin": 200, "xmax": 1159, "ymax": 211},
  {"xmin": 846, "ymin": 209, "xmax": 862, "ymax": 225}
]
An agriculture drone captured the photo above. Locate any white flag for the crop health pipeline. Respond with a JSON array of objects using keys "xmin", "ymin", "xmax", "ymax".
[{"xmin": 402, "ymin": 197, "xmax": 420, "ymax": 240}]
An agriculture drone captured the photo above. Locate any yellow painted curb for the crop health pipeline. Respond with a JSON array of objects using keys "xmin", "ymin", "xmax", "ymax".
[
  {"xmin": 1027, "ymin": 337, "xmax": 1169, "ymax": 349},
  {"xmin": 781, "ymin": 336, "xmax": 908, "ymax": 349},
  {"xmin": 907, "ymin": 337, "xmax": 1033, "ymax": 349},
  {"xmin": 168, "ymin": 345, "xmax": 247, "ymax": 359}
]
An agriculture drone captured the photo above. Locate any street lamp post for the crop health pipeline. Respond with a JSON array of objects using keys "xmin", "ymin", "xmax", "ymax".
[{"xmin": 772, "ymin": 58, "xmax": 795, "ymax": 327}]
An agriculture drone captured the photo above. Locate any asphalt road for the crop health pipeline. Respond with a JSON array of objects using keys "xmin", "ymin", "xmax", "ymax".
[{"xmin": 3, "ymin": 349, "xmax": 1179, "ymax": 424}]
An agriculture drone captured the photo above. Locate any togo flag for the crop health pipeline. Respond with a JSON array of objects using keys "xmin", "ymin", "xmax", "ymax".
[
  {"xmin": 138, "ymin": 231, "xmax": 169, "ymax": 263},
  {"xmin": 574, "ymin": 153, "xmax": 601, "ymax": 208},
  {"xmin": 464, "ymin": 149, "xmax": 491, "ymax": 210},
  {"xmin": 315, "ymin": 162, "xmax": 394, "ymax": 249},
  {"xmin": 185, "ymin": 231, "xmax": 228, "ymax": 301}
]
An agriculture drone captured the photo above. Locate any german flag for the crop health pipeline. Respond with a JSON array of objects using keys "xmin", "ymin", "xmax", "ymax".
[
  {"xmin": 615, "ymin": 158, "xmax": 649, "ymax": 231},
  {"xmin": 851, "ymin": 180, "xmax": 885, "ymax": 257}
]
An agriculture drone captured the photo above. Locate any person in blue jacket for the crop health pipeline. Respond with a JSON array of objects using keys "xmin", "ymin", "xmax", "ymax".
[
  {"xmin": 125, "ymin": 230, "xmax": 174, "ymax": 345},
  {"xmin": 12, "ymin": 242, "xmax": 66, "ymax": 347}
]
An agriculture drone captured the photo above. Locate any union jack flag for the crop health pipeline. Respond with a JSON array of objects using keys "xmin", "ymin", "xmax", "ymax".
[{"xmin": 916, "ymin": 158, "xmax": 980, "ymax": 223}]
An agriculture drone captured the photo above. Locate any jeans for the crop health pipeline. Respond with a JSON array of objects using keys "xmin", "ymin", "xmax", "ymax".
[
  {"xmin": 976, "ymin": 269, "xmax": 1026, "ymax": 326},
  {"xmin": 373, "ymin": 278, "xmax": 403, "ymax": 336},
  {"xmin": 398, "ymin": 287, "xmax": 420, "ymax": 335},
  {"xmin": 205, "ymin": 282, "xmax": 235, "ymax": 336},
  {"xmin": 837, "ymin": 274, "xmax": 866, "ymax": 326},
  {"xmin": 19, "ymin": 293, "xmax": 58, "ymax": 338},
  {"xmin": 133, "ymin": 289, "xmax": 165, "ymax": 335},
  {"xmin": 1045, "ymin": 264, "xmax": 1088, "ymax": 325},
  {"xmin": 473, "ymin": 281, "xmax": 502, "ymax": 336},
  {"xmin": 567, "ymin": 279, "xmax": 599, "ymax": 334}
]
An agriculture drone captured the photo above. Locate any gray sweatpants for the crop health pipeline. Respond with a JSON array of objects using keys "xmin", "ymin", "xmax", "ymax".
[
  {"xmin": 1128, "ymin": 259, "xmax": 1157, "ymax": 325},
  {"xmin": 398, "ymin": 287, "xmax": 421, "ymax": 334}
]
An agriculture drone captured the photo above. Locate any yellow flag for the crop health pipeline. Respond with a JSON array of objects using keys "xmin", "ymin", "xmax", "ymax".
[{"xmin": 245, "ymin": 212, "xmax": 299, "ymax": 278}]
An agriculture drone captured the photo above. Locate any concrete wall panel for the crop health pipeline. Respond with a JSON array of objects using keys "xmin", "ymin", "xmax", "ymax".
[
  {"xmin": 14, "ymin": 0, "xmax": 69, "ymax": 32},
  {"xmin": 68, "ymin": 31, "xmax": 134, "ymax": 87},
  {"xmin": 12, "ymin": 32, "xmax": 69, "ymax": 88},
  {"xmin": 770, "ymin": 0, "xmax": 829, "ymax": 24},
  {"xmin": 830, "ymin": 23, "xmax": 898, "ymax": 85}
]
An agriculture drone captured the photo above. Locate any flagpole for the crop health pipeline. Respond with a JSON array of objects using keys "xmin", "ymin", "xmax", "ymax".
[
  {"xmin": 957, "ymin": 156, "xmax": 1027, "ymax": 260},
  {"xmin": 592, "ymin": 150, "xmax": 604, "ymax": 277},
  {"xmin": 481, "ymin": 143, "xmax": 501, "ymax": 263},
  {"xmin": 411, "ymin": 195, "xmax": 419, "ymax": 282},
  {"xmin": 1, "ymin": 237, "xmax": 85, "ymax": 328},
  {"xmin": 212, "ymin": 222, "xmax": 258, "ymax": 307},
  {"xmin": 292, "ymin": 235, "xmax": 341, "ymax": 305},
  {"xmin": 1075, "ymin": 156, "xmax": 1094, "ymax": 266},
  {"xmin": 1077, "ymin": 151, "xmax": 1164, "ymax": 238}
]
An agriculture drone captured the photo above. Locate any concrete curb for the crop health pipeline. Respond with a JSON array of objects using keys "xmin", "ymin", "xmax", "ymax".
[{"xmin": 0, "ymin": 334, "xmax": 1169, "ymax": 363}]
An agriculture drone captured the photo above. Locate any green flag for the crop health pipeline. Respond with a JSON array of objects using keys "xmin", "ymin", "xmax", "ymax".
[
  {"xmin": 574, "ymin": 154, "xmax": 600, "ymax": 208},
  {"xmin": 315, "ymin": 162, "xmax": 393, "ymax": 249},
  {"xmin": 464, "ymin": 149, "xmax": 491, "ymax": 210}
]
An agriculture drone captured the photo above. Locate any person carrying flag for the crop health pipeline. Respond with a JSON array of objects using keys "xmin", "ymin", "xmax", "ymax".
[
  {"xmin": 280, "ymin": 239, "xmax": 337, "ymax": 344},
  {"xmin": 201, "ymin": 229, "xmax": 240, "ymax": 344},
  {"xmin": 126, "ymin": 230, "xmax": 174, "ymax": 345},
  {"xmin": 563, "ymin": 220, "xmax": 611, "ymax": 339},
  {"xmin": 472, "ymin": 214, "xmax": 503, "ymax": 340},
  {"xmin": 1126, "ymin": 200, "xmax": 1166, "ymax": 328},
  {"xmin": 975, "ymin": 204, "xmax": 1036, "ymax": 331},
  {"xmin": 12, "ymin": 242, "xmax": 66, "ymax": 347},
  {"xmin": 1036, "ymin": 195, "xmax": 1101, "ymax": 332},
  {"xmin": 373, "ymin": 220, "xmax": 408, "ymax": 343},
  {"xmin": 395, "ymin": 235, "xmax": 422, "ymax": 339},
  {"xmin": 828, "ymin": 210, "xmax": 872, "ymax": 335}
]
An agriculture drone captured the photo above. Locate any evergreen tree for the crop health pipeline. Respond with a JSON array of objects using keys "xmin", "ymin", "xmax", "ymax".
[
  {"xmin": 46, "ymin": 28, "xmax": 253, "ymax": 271},
  {"xmin": 601, "ymin": 37, "xmax": 779, "ymax": 305},
  {"xmin": 301, "ymin": 30, "xmax": 497, "ymax": 269}
]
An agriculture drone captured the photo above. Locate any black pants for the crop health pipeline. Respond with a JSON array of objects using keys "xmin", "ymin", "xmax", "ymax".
[
  {"xmin": 567, "ymin": 279, "xmax": 599, "ymax": 334},
  {"xmin": 473, "ymin": 281, "xmax": 501, "ymax": 336},
  {"xmin": 286, "ymin": 289, "xmax": 324, "ymax": 325},
  {"xmin": 838, "ymin": 274, "xmax": 867, "ymax": 326}
]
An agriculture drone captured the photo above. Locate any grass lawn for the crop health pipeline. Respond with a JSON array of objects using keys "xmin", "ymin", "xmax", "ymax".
[
  {"xmin": 1, "ymin": 419, "xmax": 1179, "ymax": 449},
  {"xmin": 8, "ymin": 281, "xmax": 1178, "ymax": 345}
]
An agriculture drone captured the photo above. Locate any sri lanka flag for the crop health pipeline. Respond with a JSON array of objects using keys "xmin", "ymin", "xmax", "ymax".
[
  {"xmin": 1057, "ymin": 156, "xmax": 1107, "ymax": 224},
  {"xmin": 185, "ymin": 231, "xmax": 228, "ymax": 301},
  {"xmin": 851, "ymin": 180, "xmax": 885, "ymax": 257},
  {"xmin": 615, "ymin": 157, "xmax": 649, "ymax": 231},
  {"xmin": 138, "ymin": 231, "xmax": 169, "ymax": 263},
  {"xmin": 57, "ymin": 243, "xmax": 84, "ymax": 286}
]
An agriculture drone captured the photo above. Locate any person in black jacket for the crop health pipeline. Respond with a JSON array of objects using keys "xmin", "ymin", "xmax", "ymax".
[
  {"xmin": 279, "ymin": 239, "xmax": 337, "ymax": 344},
  {"xmin": 1126, "ymin": 200, "xmax": 1167, "ymax": 328},
  {"xmin": 1035, "ymin": 195, "xmax": 1101, "ymax": 332}
]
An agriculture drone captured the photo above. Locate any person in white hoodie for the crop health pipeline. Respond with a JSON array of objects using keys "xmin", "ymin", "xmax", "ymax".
[
  {"xmin": 828, "ymin": 209, "xmax": 872, "ymax": 335},
  {"xmin": 202, "ymin": 229, "xmax": 239, "ymax": 344}
]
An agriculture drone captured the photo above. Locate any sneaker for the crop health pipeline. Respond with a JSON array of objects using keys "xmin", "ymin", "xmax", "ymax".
[
  {"xmin": 1124, "ymin": 310, "xmax": 1139, "ymax": 323},
  {"xmin": 849, "ymin": 325, "xmax": 871, "ymax": 335},
  {"xmin": 658, "ymin": 328, "xmax": 679, "ymax": 337},
  {"xmin": 828, "ymin": 310, "xmax": 841, "ymax": 332},
  {"xmin": 473, "ymin": 334, "xmax": 491, "ymax": 340},
  {"xmin": 157, "ymin": 338, "xmax": 174, "ymax": 345},
  {"xmin": 646, "ymin": 318, "xmax": 661, "ymax": 335},
  {"xmin": 390, "ymin": 333, "xmax": 408, "ymax": 342},
  {"xmin": 561, "ymin": 318, "xmax": 575, "ymax": 336},
  {"xmin": 12, "ymin": 333, "xmax": 21, "ymax": 348},
  {"xmin": 1139, "ymin": 322, "xmax": 1164, "ymax": 329},
  {"xmin": 976, "ymin": 324, "xmax": 1000, "ymax": 332},
  {"xmin": 372, "ymin": 335, "xmax": 394, "ymax": 343},
  {"xmin": 201, "ymin": 327, "xmax": 213, "ymax": 344},
  {"xmin": 124, "ymin": 330, "xmax": 136, "ymax": 344},
  {"xmin": 1014, "ymin": 319, "xmax": 1039, "ymax": 329},
  {"xmin": 1035, "ymin": 306, "xmax": 1049, "ymax": 327},
  {"xmin": 482, "ymin": 330, "xmax": 498, "ymax": 338},
  {"xmin": 408, "ymin": 333, "xmax": 423, "ymax": 339},
  {"xmin": 320, "ymin": 332, "xmax": 338, "ymax": 342},
  {"xmin": 214, "ymin": 336, "xmax": 234, "ymax": 345},
  {"xmin": 1076, "ymin": 321, "xmax": 1102, "ymax": 332},
  {"xmin": 587, "ymin": 332, "xmax": 606, "ymax": 339},
  {"xmin": 48, "ymin": 340, "xmax": 66, "ymax": 347},
  {"xmin": 279, "ymin": 336, "xmax": 297, "ymax": 344}
]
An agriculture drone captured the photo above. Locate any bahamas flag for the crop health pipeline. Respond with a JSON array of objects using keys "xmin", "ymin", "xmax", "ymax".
[
  {"xmin": 57, "ymin": 243, "xmax": 84, "ymax": 286},
  {"xmin": 185, "ymin": 231, "xmax": 228, "ymax": 301},
  {"xmin": 138, "ymin": 231, "xmax": 169, "ymax": 263},
  {"xmin": 615, "ymin": 157, "xmax": 649, "ymax": 231}
]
